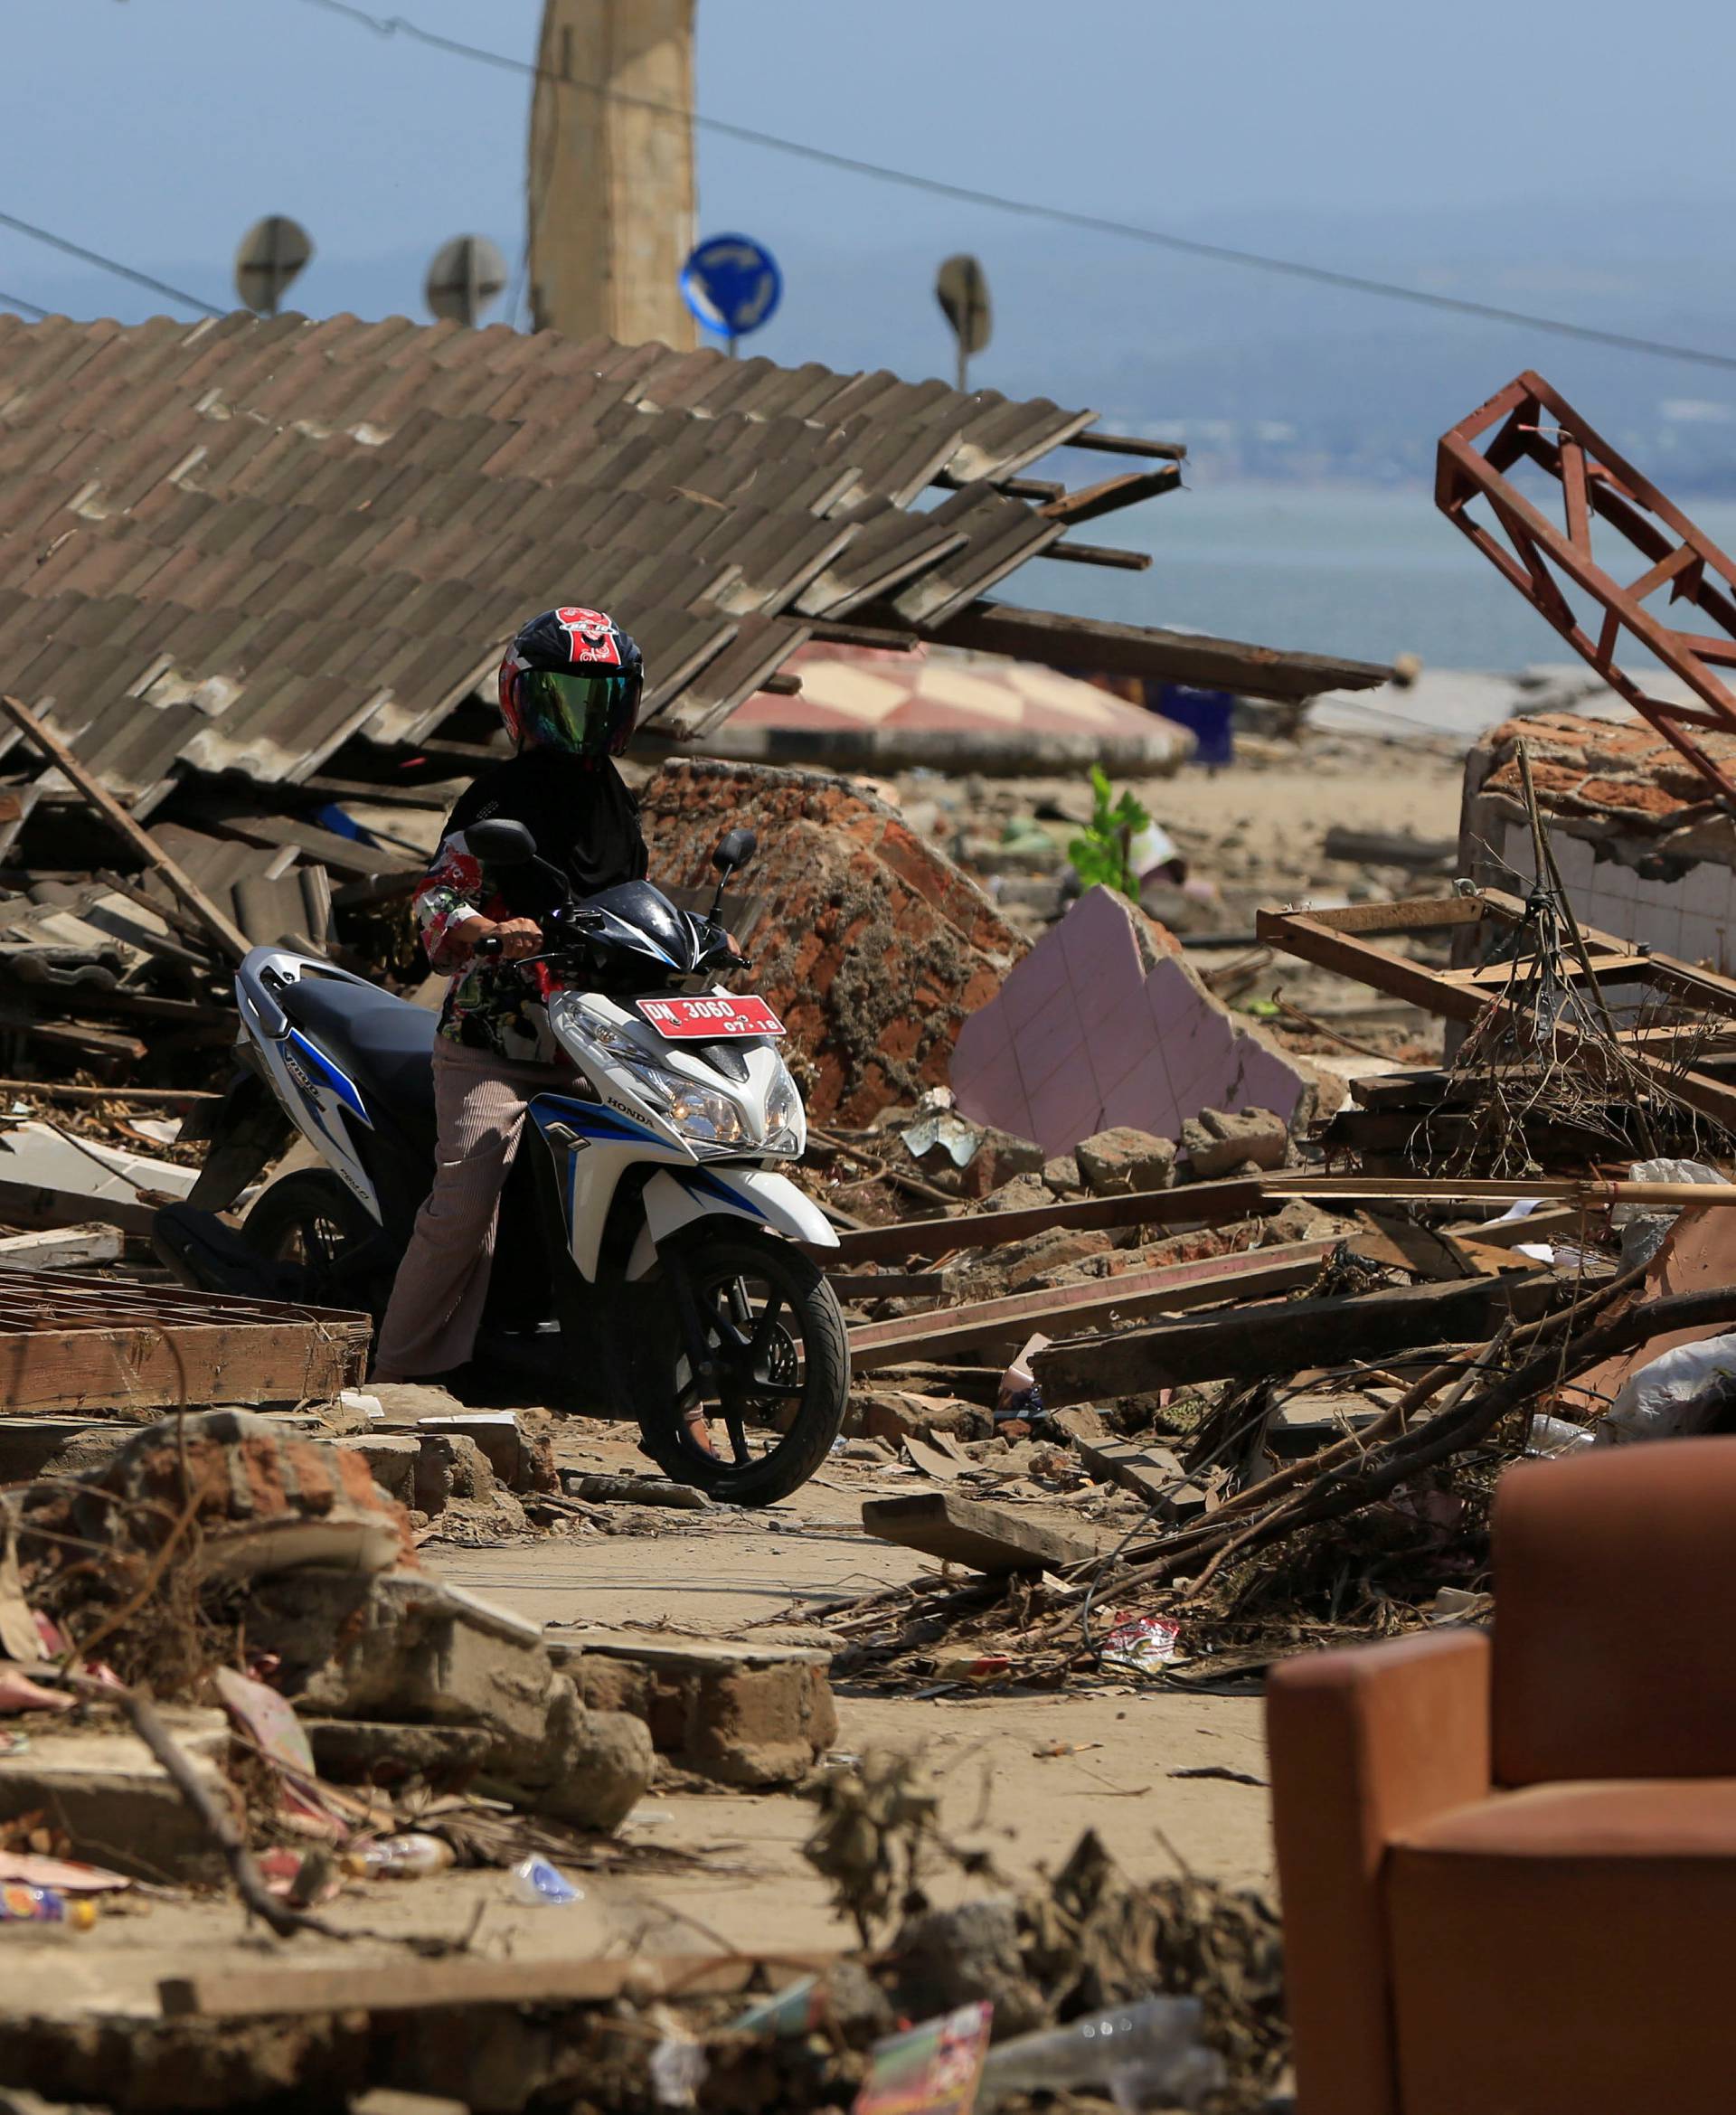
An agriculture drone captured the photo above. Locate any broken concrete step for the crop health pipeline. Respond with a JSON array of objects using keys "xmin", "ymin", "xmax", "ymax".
[
  {"xmin": 304, "ymin": 1718, "xmax": 496, "ymax": 1785},
  {"xmin": 547, "ymin": 1629, "xmax": 837, "ymax": 1788},
  {"xmin": 861, "ymin": 1492, "xmax": 1105, "ymax": 1574},
  {"xmin": 331, "ymin": 1430, "xmax": 421, "ymax": 1506},
  {"xmin": 410, "ymin": 1411, "xmax": 556, "ymax": 1494},
  {"xmin": 0, "ymin": 1709, "xmax": 232, "ymax": 1880}
]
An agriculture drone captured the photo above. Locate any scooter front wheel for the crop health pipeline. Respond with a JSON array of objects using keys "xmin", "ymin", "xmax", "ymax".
[{"xmin": 637, "ymin": 1228, "xmax": 850, "ymax": 1506}]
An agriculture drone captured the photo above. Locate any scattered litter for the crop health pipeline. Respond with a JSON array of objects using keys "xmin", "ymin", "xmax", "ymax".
[
  {"xmin": 1525, "ymin": 1413, "xmax": 1595, "ymax": 1457},
  {"xmin": 510, "ymin": 1855, "xmax": 583, "ymax": 1907},
  {"xmin": 854, "ymin": 1999, "xmax": 992, "ymax": 2115},
  {"xmin": 0, "ymin": 1852, "xmax": 130, "ymax": 1893},
  {"xmin": 1599, "ymin": 1332, "xmax": 1736, "ymax": 1446},
  {"xmin": 1101, "ymin": 1615, "xmax": 1184, "ymax": 1672},
  {"xmin": 729, "ymin": 1973, "xmax": 827, "ymax": 2037},
  {"xmin": 1166, "ymin": 1764, "xmax": 1266, "ymax": 1788},
  {"xmin": 976, "ymin": 1996, "xmax": 1222, "ymax": 2112},
  {"xmin": 352, "ymin": 1834, "xmax": 454, "ymax": 1880},
  {"xmin": 0, "ymin": 1885, "xmax": 97, "ymax": 1931},
  {"xmin": 901, "ymin": 1097, "xmax": 984, "ymax": 1172},
  {"xmin": 648, "ymin": 2026, "xmax": 709, "ymax": 2109}
]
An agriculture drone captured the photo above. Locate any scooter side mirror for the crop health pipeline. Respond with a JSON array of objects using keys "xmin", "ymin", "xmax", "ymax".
[
  {"xmin": 712, "ymin": 827, "xmax": 757, "ymax": 874},
  {"xmin": 467, "ymin": 818, "xmax": 537, "ymax": 866}
]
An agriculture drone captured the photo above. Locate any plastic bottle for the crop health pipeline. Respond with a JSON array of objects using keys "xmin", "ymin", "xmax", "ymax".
[
  {"xmin": 0, "ymin": 1884, "xmax": 97, "ymax": 1931},
  {"xmin": 976, "ymin": 1997, "xmax": 1223, "ymax": 2112},
  {"xmin": 351, "ymin": 1833, "xmax": 455, "ymax": 1879}
]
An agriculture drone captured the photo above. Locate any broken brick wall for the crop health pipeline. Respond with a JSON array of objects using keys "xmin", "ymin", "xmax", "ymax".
[
  {"xmin": 1462, "ymin": 713, "xmax": 1736, "ymax": 973},
  {"xmin": 640, "ymin": 758, "xmax": 1026, "ymax": 1126}
]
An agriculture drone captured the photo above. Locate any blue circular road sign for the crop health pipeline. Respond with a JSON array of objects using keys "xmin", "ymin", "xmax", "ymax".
[{"xmin": 681, "ymin": 233, "xmax": 782, "ymax": 342}]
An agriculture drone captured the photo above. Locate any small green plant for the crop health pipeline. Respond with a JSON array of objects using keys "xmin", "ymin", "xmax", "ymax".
[{"xmin": 1068, "ymin": 763, "xmax": 1151, "ymax": 901}]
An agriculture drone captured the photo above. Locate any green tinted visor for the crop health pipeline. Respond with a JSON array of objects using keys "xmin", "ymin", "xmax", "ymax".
[{"xmin": 517, "ymin": 666, "xmax": 637, "ymax": 754}]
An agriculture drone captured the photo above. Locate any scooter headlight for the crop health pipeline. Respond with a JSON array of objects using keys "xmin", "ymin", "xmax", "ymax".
[
  {"xmin": 663, "ymin": 1080, "xmax": 750, "ymax": 1146},
  {"xmin": 762, "ymin": 1057, "xmax": 804, "ymax": 1156},
  {"xmin": 568, "ymin": 1005, "xmax": 750, "ymax": 1145}
]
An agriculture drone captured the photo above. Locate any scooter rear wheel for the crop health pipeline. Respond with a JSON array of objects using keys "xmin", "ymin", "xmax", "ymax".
[
  {"xmin": 636, "ymin": 1227, "xmax": 850, "ymax": 1506},
  {"xmin": 242, "ymin": 1169, "xmax": 382, "ymax": 1315}
]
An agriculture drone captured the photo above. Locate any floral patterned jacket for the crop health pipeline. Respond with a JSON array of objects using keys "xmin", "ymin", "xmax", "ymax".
[
  {"xmin": 416, "ymin": 830, "xmax": 565, "ymax": 1064},
  {"xmin": 415, "ymin": 752, "xmax": 648, "ymax": 1064}
]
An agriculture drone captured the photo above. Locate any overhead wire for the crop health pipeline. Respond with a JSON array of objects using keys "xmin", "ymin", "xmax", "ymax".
[
  {"xmin": 0, "ymin": 289, "xmax": 51, "ymax": 323},
  {"xmin": 294, "ymin": 0, "xmax": 1736, "ymax": 374},
  {"xmin": 0, "ymin": 207, "xmax": 224, "ymax": 318}
]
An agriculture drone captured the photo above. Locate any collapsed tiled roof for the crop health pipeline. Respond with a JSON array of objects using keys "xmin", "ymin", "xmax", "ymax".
[
  {"xmin": 709, "ymin": 639, "xmax": 1194, "ymax": 771},
  {"xmin": 0, "ymin": 311, "xmax": 1118, "ymax": 813}
]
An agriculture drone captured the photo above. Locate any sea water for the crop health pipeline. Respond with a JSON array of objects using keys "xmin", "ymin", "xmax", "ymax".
[{"xmin": 1002, "ymin": 480, "xmax": 1736, "ymax": 682}]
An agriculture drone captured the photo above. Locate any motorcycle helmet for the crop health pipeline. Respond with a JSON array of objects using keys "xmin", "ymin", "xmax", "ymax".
[{"xmin": 497, "ymin": 606, "xmax": 644, "ymax": 760}]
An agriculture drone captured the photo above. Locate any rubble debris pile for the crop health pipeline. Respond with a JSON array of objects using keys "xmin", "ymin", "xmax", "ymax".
[
  {"xmin": 1464, "ymin": 712, "xmax": 1736, "ymax": 978},
  {"xmin": 641, "ymin": 757, "xmax": 1026, "ymax": 1124}
]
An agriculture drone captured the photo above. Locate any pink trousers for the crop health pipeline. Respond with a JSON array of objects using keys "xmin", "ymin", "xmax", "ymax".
[{"xmin": 371, "ymin": 1037, "xmax": 573, "ymax": 1381}]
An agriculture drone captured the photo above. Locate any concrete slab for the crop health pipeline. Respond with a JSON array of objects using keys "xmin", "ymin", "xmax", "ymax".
[
  {"xmin": 0, "ymin": 1709, "xmax": 232, "ymax": 1883},
  {"xmin": 950, "ymin": 884, "xmax": 1312, "ymax": 1158}
]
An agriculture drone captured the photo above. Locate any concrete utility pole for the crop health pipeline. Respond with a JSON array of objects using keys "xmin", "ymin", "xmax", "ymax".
[{"xmin": 528, "ymin": 0, "xmax": 698, "ymax": 350}]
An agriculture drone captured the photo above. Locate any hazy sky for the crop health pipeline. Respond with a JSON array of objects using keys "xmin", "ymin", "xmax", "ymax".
[{"xmin": 5, "ymin": 0, "xmax": 1732, "ymax": 311}]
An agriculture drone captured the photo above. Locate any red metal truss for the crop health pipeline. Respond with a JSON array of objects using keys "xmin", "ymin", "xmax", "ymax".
[{"xmin": 1438, "ymin": 371, "xmax": 1736, "ymax": 807}]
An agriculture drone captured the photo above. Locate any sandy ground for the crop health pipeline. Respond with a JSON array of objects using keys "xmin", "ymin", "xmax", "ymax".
[{"xmin": 1, "ymin": 1430, "xmax": 1269, "ymax": 2021}]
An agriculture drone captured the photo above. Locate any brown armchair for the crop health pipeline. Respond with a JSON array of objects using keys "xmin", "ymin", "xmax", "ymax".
[{"xmin": 1267, "ymin": 1436, "xmax": 1736, "ymax": 2115}]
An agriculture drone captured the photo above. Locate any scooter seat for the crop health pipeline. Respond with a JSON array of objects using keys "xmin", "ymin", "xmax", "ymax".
[{"xmin": 280, "ymin": 974, "xmax": 439, "ymax": 1121}]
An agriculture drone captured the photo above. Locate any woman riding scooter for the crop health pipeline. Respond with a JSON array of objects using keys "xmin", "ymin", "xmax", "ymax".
[{"xmin": 370, "ymin": 604, "xmax": 649, "ymax": 1386}]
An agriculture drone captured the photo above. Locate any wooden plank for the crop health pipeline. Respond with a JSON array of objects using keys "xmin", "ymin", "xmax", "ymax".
[
  {"xmin": 1261, "ymin": 895, "xmax": 1736, "ymax": 1133},
  {"xmin": 0, "ymin": 694, "xmax": 251, "ymax": 964},
  {"xmin": 821, "ymin": 1176, "xmax": 1266, "ymax": 1268},
  {"xmin": 160, "ymin": 1950, "xmax": 843, "ymax": 2021},
  {"xmin": 0, "ymin": 1314, "xmax": 369, "ymax": 1413},
  {"xmin": 1069, "ymin": 1431, "xmax": 1190, "ymax": 1507},
  {"xmin": 1258, "ymin": 912, "xmax": 1487, "ymax": 1020},
  {"xmin": 1063, "ymin": 430, "xmax": 1188, "ymax": 462},
  {"xmin": 1267, "ymin": 896, "xmax": 1493, "ymax": 937},
  {"xmin": 1443, "ymin": 1204, "xmax": 1586, "ymax": 1251},
  {"xmin": 0, "ymin": 1270, "xmax": 370, "ymax": 1412},
  {"xmin": 861, "ymin": 1492, "xmax": 1102, "ymax": 1574},
  {"xmin": 1270, "ymin": 1175, "xmax": 1736, "ymax": 1210},
  {"xmin": 199, "ymin": 809, "xmax": 419, "ymax": 882},
  {"xmin": 0, "ymin": 1011, "xmax": 148, "ymax": 1075},
  {"xmin": 1440, "ymin": 951, "xmax": 1653, "ymax": 987},
  {"xmin": 1351, "ymin": 1209, "xmax": 1524, "ymax": 1280},
  {"xmin": 0, "ymin": 1080, "xmax": 219, "ymax": 1108},
  {"xmin": 1040, "ymin": 467, "xmax": 1182, "ymax": 525},
  {"xmin": 827, "ymin": 1270, "xmax": 948, "ymax": 1301},
  {"xmin": 1041, "ymin": 538, "xmax": 1153, "ymax": 571},
  {"xmin": 299, "ymin": 775, "xmax": 461, "ymax": 811},
  {"xmin": 845, "ymin": 1238, "xmax": 1339, "ymax": 1373},
  {"xmin": 925, "ymin": 600, "xmax": 1396, "ymax": 704},
  {"xmin": 1031, "ymin": 1270, "xmax": 1561, "ymax": 1408}
]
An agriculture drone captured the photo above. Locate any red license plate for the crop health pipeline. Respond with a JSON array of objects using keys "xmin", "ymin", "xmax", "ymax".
[{"xmin": 637, "ymin": 994, "xmax": 786, "ymax": 1040}]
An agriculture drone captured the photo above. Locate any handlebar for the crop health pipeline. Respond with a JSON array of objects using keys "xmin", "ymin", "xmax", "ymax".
[{"xmin": 467, "ymin": 905, "xmax": 750, "ymax": 974}]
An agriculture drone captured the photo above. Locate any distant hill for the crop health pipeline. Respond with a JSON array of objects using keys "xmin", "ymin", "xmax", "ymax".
[{"xmin": 14, "ymin": 194, "xmax": 1736, "ymax": 490}]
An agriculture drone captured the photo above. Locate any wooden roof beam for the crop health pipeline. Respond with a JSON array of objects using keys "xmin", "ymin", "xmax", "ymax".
[{"xmin": 922, "ymin": 599, "xmax": 1397, "ymax": 703}]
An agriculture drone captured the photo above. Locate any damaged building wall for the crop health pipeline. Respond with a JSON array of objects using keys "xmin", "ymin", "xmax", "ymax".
[
  {"xmin": 1462, "ymin": 713, "xmax": 1736, "ymax": 971},
  {"xmin": 640, "ymin": 758, "xmax": 1026, "ymax": 1126}
]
